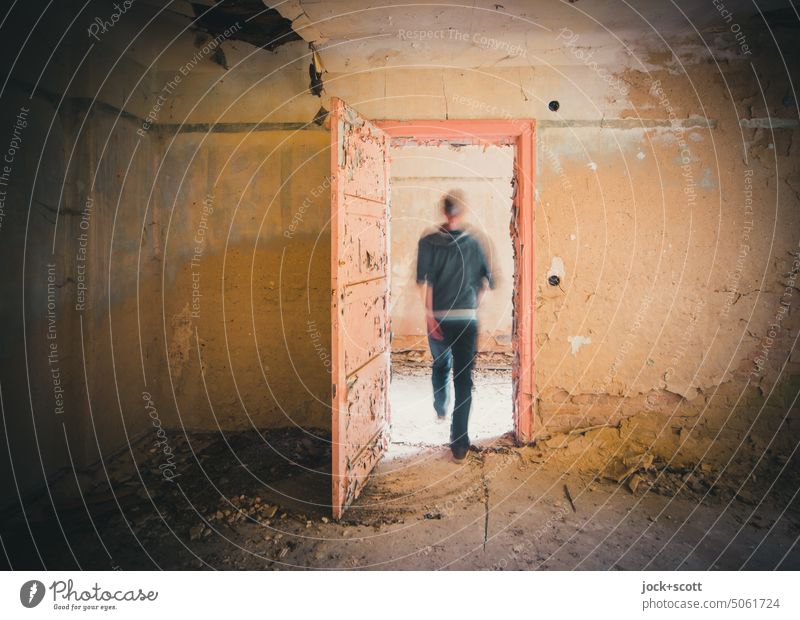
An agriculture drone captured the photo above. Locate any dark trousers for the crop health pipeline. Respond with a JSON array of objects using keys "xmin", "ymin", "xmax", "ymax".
[{"xmin": 428, "ymin": 319, "xmax": 478, "ymax": 450}]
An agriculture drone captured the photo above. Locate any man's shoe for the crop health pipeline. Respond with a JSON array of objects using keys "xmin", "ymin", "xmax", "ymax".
[
  {"xmin": 435, "ymin": 412, "xmax": 447, "ymax": 424},
  {"xmin": 451, "ymin": 444, "xmax": 468, "ymax": 462}
]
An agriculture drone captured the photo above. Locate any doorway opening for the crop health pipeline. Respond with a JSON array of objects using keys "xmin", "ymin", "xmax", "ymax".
[
  {"xmin": 330, "ymin": 100, "xmax": 535, "ymax": 517},
  {"xmin": 386, "ymin": 142, "xmax": 516, "ymax": 459}
]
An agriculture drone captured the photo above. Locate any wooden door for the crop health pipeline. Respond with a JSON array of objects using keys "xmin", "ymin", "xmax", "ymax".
[{"xmin": 330, "ymin": 98, "xmax": 391, "ymax": 519}]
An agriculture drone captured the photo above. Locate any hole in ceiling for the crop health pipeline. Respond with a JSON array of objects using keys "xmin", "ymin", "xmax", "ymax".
[{"xmin": 191, "ymin": 1, "xmax": 302, "ymax": 52}]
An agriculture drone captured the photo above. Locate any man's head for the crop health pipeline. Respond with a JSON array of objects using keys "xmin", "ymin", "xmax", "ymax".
[{"xmin": 441, "ymin": 190, "xmax": 466, "ymax": 229}]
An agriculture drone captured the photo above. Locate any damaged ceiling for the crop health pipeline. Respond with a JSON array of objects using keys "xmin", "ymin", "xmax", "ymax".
[
  {"xmin": 190, "ymin": 0, "xmax": 302, "ymax": 51},
  {"xmin": 104, "ymin": 0, "xmax": 798, "ymax": 79},
  {"xmin": 273, "ymin": 0, "xmax": 796, "ymax": 72}
]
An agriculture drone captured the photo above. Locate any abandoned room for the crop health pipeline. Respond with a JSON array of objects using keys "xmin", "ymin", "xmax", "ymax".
[{"xmin": 0, "ymin": 0, "xmax": 798, "ymax": 573}]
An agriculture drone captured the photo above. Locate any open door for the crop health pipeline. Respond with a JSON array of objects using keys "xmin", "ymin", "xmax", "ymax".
[{"xmin": 330, "ymin": 98, "xmax": 392, "ymax": 519}]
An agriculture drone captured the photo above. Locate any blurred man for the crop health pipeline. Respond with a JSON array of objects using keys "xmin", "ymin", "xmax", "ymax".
[{"xmin": 416, "ymin": 191, "xmax": 494, "ymax": 462}]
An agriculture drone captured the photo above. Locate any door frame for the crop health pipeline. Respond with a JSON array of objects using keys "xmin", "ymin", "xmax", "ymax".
[{"xmin": 374, "ymin": 119, "xmax": 536, "ymax": 443}]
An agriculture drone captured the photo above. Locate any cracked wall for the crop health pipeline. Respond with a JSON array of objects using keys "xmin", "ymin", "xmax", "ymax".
[
  {"xmin": 2, "ymin": 0, "xmax": 798, "ymax": 505},
  {"xmin": 531, "ymin": 54, "xmax": 800, "ymax": 458}
]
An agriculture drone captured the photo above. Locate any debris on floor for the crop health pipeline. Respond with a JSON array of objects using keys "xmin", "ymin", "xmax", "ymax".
[{"xmin": 2, "ymin": 412, "xmax": 798, "ymax": 570}]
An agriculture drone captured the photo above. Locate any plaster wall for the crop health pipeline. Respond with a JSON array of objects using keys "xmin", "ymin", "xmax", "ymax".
[
  {"xmin": 159, "ymin": 31, "xmax": 797, "ymax": 463},
  {"xmin": 2, "ymin": 0, "xmax": 798, "ymax": 505}
]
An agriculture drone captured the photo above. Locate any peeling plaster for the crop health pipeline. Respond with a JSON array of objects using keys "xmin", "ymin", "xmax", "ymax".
[
  {"xmin": 700, "ymin": 167, "xmax": 715, "ymax": 189},
  {"xmin": 548, "ymin": 256, "xmax": 565, "ymax": 280},
  {"xmin": 568, "ymin": 335, "xmax": 591, "ymax": 356},
  {"xmin": 664, "ymin": 380, "xmax": 700, "ymax": 401}
]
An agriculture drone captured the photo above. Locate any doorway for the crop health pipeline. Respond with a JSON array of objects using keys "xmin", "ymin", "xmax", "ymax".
[
  {"xmin": 330, "ymin": 100, "xmax": 535, "ymax": 518},
  {"xmin": 386, "ymin": 142, "xmax": 516, "ymax": 459}
]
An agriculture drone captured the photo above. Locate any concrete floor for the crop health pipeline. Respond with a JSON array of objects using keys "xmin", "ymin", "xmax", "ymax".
[
  {"xmin": 4, "ymin": 366, "xmax": 797, "ymax": 570},
  {"xmin": 387, "ymin": 368, "xmax": 513, "ymax": 459},
  {"xmin": 5, "ymin": 419, "xmax": 798, "ymax": 570}
]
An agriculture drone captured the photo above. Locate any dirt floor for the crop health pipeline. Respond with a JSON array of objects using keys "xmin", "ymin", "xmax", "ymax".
[{"xmin": 1, "ymin": 368, "xmax": 798, "ymax": 570}]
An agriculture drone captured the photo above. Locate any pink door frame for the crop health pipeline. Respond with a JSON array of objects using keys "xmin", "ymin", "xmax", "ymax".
[{"xmin": 375, "ymin": 119, "xmax": 536, "ymax": 443}]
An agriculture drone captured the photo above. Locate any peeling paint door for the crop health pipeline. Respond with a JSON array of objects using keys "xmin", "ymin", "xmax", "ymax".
[{"xmin": 330, "ymin": 97, "xmax": 391, "ymax": 519}]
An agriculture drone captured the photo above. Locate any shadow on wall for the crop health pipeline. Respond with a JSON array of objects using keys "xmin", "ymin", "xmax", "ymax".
[
  {"xmin": 150, "ymin": 129, "xmax": 334, "ymax": 433},
  {"xmin": 160, "ymin": 236, "xmax": 332, "ymax": 432},
  {"xmin": 0, "ymin": 96, "xmax": 333, "ymax": 509}
]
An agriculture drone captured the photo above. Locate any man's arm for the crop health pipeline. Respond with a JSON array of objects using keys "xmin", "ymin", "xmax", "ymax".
[
  {"xmin": 475, "ymin": 237, "xmax": 494, "ymax": 307},
  {"xmin": 417, "ymin": 237, "xmax": 443, "ymax": 340},
  {"xmin": 423, "ymin": 283, "xmax": 443, "ymax": 340},
  {"xmin": 476, "ymin": 279, "xmax": 489, "ymax": 307}
]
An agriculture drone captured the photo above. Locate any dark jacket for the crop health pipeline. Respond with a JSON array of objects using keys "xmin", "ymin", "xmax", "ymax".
[{"xmin": 416, "ymin": 225, "xmax": 494, "ymax": 312}]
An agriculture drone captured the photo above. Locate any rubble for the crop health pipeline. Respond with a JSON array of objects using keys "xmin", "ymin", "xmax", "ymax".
[{"xmin": 3, "ymin": 423, "xmax": 796, "ymax": 570}]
